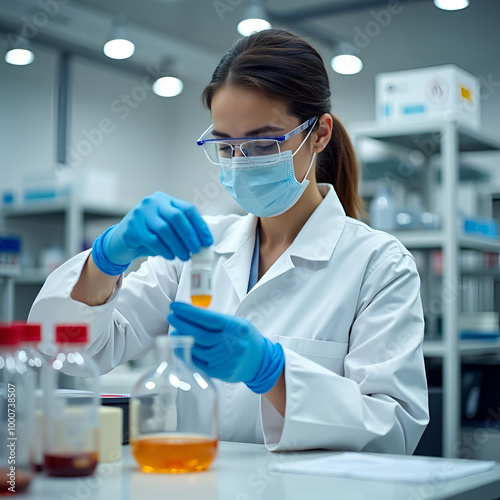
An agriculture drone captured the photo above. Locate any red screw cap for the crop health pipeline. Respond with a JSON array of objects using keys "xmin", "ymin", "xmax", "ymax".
[
  {"xmin": 11, "ymin": 322, "xmax": 42, "ymax": 342},
  {"xmin": 55, "ymin": 324, "xmax": 88, "ymax": 344},
  {"xmin": 0, "ymin": 323, "xmax": 20, "ymax": 346}
]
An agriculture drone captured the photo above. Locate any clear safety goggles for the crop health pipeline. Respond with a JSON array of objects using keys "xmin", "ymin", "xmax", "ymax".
[{"xmin": 196, "ymin": 117, "xmax": 317, "ymax": 166}]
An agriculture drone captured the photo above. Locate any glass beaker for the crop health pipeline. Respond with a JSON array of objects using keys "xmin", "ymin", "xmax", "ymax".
[{"xmin": 130, "ymin": 335, "xmax": 218, "ymax": 473}]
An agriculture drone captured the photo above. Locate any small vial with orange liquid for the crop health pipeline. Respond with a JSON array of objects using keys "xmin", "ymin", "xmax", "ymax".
[
  {"xmin": 130, "ymin": 335, "xmax": 218, "ymax": 473},
  {"xmin": 190, "ymin": 246, "xmax": 213, "ymax": 308}
]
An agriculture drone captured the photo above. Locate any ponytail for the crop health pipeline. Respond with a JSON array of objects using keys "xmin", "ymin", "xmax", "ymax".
[{"xmin": 316, "ymin": 114, "xmax": 365, "ymax": 219}]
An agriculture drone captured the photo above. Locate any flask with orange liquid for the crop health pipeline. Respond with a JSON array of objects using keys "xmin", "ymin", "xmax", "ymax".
[
  {"xmin": 130, "ymin": 335, "xmax": 218, "ymax": 473},
  {"xmin": 190, "ymin": 246, "xmax": 213, "ymax": 308}
]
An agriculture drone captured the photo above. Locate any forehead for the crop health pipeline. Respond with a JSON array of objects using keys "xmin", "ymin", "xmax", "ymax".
[{"xmin": 210, "ymin": 85, "xmax": 297, "ymax": 134}]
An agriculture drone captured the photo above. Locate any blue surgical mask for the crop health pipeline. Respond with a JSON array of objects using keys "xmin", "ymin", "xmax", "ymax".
[{"xmin": 219, "ymin": 125, "xmax": 317, "ymax": 218}]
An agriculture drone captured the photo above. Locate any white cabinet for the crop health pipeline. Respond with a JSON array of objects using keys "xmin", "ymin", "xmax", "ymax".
[{"xmin": 350, "ymin": 120, "xmax": 500, "ymax": 458}]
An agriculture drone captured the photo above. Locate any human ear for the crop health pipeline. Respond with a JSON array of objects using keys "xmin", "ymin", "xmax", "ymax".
[{"xmin": 313, "ymin": 113, "xmax": 333, "ymax": 152}]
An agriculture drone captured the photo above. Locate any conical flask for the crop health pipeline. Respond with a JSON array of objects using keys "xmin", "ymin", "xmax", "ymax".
[{"xmin": 130, "ymin": 335, "xmax": 218, "ymax": 473}]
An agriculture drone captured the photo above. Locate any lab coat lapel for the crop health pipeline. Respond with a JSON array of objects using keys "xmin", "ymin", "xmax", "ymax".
[{"xmin": 216, "ymin": 214, "xmax": 258, "ymax": 302}]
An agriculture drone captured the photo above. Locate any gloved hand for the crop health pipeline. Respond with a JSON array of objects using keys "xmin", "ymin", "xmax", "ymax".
[
  {"xmin": 167, "ymin": 302, "xmax": 285, "ymax": 394},
  {"xmin": 92, "ymin": 192, "xmax": 213, "ymax": 276}
]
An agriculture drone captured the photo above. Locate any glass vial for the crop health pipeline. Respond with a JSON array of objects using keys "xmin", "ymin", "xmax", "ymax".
[
  {"xmin": 130, "ymin": 335, "xmax": 218, "ymax": 473},
  {"xmin": 0, "ymin": 324, "xmax": 34, "ymax": 495},
  {"xmin": 191, "ymin": 246, "xmax": 213, "ymax": 308},
  {"xmin": 12, "ymin": 322, "xmax": 45, "ymax": 472},
  {"xmin": 43, "ymin": 324, "xmax": 100, "ymax": 477}
]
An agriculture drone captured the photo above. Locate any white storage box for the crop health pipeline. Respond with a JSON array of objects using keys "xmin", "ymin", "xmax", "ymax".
[
  {"xmin": 69, "ymin": 168, "xmax": 119, "ymax": 207},
  {"xmin": 376, "ymin": 65, "xmax": 480, "ymax": 128},
  {"xmin": 22, "ymin": 168, "xmax": 118, "ymax": 207}
]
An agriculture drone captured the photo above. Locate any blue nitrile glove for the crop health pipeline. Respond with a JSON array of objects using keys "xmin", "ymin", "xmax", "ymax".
[
  {"xmin": 167, "ymin": 302, "xmax": 285, "ymax": 394},
  {"xmin": 92, "ymin": 192, "xmax": 213, "ymax": 276}
]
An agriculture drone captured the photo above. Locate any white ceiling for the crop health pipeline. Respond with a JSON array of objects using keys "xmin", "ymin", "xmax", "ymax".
[
  {"xmin": 1, "ymin": 0, "xmax": 498, "ymax": 72},
  {"xmin": 67, "ymin": 0, "xmax": 388, "ymax": 52},
  {"xmin": 0, "ymin": 0, "xmax": 499, "ymax": 126}
]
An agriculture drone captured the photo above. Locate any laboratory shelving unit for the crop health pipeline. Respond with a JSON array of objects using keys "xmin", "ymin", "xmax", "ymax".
[
  {"xmin": 0, "ymin": 197, "xmax": 129, "ymax": 319},
  {"xmin": 350, "ymin": 120, "xmax": 500, "ymax": 458},
  {"xmin": 0, "ymin": 265, "xmax": 20, "ymax": 322}
]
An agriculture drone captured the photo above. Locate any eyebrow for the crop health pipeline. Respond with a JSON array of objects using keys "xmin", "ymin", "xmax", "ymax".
[{"xmin": 211, "ymin": 125, "xmax": 285, "ymax": 138}]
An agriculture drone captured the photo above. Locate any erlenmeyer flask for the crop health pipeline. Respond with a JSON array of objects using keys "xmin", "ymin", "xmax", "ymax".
[{"xmin": 130, "ymin": 335, "xmax": 218, "ymax": 473}]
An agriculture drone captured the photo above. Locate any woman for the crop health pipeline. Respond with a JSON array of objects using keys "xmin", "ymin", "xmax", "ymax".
[{"xmin": 30, "ymin": 29, "xmax": 428, "ymax": 453}]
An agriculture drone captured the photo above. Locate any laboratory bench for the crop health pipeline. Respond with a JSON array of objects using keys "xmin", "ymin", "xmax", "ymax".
[{"xmin": 14, "ymin": 442, "xmax": 500, "ymax": 500}]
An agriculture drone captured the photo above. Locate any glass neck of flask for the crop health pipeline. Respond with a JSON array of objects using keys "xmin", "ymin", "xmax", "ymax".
[{"xmin": 156, "ymin": 336, "xmax": 194, "ymax": 368}]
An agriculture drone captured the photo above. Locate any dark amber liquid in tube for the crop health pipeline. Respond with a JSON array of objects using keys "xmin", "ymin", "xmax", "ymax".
[{"xmin": 44, "ymin": 452, "xmax": 98, "ymax": 477}]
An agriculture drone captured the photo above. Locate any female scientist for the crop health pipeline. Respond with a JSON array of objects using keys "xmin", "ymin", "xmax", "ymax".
[{"xmin": 30, "ymin": 29, "xmax": 429, "ymax": 453}]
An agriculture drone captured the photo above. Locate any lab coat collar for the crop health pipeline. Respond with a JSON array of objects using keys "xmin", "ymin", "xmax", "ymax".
[
  {"xmin": 288, "ymin": 183, "xmax": 346, "ymax": 262},
  {"xmin": 212, "ymin": 183, "xmax": 345, "ymax": 262}
]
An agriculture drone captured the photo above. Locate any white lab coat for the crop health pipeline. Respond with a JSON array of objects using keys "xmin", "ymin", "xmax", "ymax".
[{"xmin": 29, "ymin": 184, "xmax": 429, "ymax": 454}]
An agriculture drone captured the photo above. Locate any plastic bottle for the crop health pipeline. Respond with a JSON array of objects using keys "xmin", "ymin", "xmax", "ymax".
[
  {"xmin": 191, "ymin": 246, "xmax": 213, "ymax": 308},
  {"xmin": 130, "ymin": 335, "xmax": 218, "ymax": 473},
  {"xmin": 0, "ymin": 323, "xmax": 34, "ymax": 495},
  {"xmin": 369, "ymin": 184, "xmax": 396, "ymax": 231},
  {"xmin": 43, "ymin": 324, "xmax": 100, "ymax": 477},
  {"xmin": 11, "ymin": 322, "xmax": 46, "ymax": 472}
]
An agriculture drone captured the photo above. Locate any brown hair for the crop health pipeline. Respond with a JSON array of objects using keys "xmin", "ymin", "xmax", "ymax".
[{"xmin": 201, "ymin": 28, "xmax": 364, "ymax": 219}]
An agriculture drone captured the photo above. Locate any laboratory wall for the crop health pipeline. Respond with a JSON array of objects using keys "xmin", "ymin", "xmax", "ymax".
[
  {"xmin": 0, "ymin": 35, "xmax": 242, "ymax": 217},
  {"xmin": 0, "ymin": 38, "xmax": 57, "ymax": 193}
]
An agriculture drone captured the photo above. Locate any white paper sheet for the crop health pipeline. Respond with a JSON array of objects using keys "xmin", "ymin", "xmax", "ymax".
[{"xmin": 269, "ymin": 452, "xmax": 496, "ymax": 484}]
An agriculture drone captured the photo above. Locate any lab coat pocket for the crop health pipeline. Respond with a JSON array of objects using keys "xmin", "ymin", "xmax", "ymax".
[{"xmin": 275, "ymin": 336, "xmax": 348, "ymax": 375}]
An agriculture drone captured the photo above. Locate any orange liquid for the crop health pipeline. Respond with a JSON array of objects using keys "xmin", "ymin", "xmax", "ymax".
[
  {"xmin": 131, "ymin": 435, "xmax": 217, "ymax": 473},
  {"xmin": 191, "ymin": 295, "xmax": 212, "ymax": 308}
]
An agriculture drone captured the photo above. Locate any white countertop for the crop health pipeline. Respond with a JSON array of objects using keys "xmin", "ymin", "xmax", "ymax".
[{"xmin": 15, "ymin": 442, "xmax": 500, "ymax": 500}]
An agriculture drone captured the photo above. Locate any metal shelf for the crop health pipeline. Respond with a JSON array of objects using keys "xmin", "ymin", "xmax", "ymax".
[
  {"xmin": 391, "ymin": 231, "xmax": 444, "ymax": 248},
  {"xmin": 2, "ymin": 200, "xmax": 129, "ymax": 219},
  {"xmin": 459, "ymin": 235, "xmax": 500, "ymax": 253},
  {"xmin": 389, "ymin": 231, "xmax": 500, "ymax": 253},
  {"xmin": 0, "ymin": 265, "xmax": 21, "ymax": 278},
  {"xmin": 349, "ymin": 121, "xmax": 500, "ymax": 153},
  {"xmin": 1, "ymin": 199, "xmax": 129, "ymax": 262},
  {"xmin": 424, "ymin": 340, "xmax": 500, "ymax": 357},
  {"xmin": 13, "ymin": 269, "xmax": 50, "ymax": 285}
]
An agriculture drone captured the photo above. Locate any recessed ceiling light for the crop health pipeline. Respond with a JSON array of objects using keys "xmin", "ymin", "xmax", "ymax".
[
  {"xmin": 331, "ymin": 55, "xmax": 363, "ymax": 75},
  {"xmin": 434, "ymin": 0, "xmax": 469, "ymax": 11}
]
